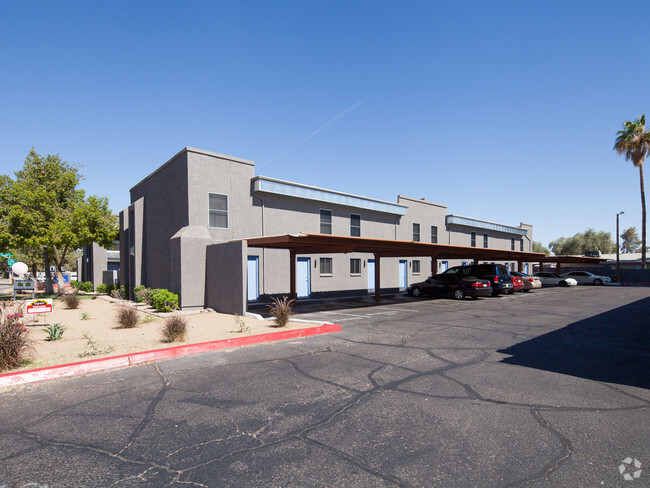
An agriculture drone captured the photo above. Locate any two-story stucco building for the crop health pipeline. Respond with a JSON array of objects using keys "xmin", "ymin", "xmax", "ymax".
[{"xmin": 119, "ymin": 147, "xmax": 535, "ymax": 312}]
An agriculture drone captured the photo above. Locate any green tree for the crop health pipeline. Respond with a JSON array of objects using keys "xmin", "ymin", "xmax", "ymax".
[
  {"xmin": 620, "ymin": 227, "xmax": 641, "ymax": 254},
  {"xmin": 0, "ymin": 150, "xmax": 117, "ymax": 294},
  {"xmin": 532, "ymin": 241, "xmax": 549, "ymax": 254},
  {"xmin": 548, "ymin": 229, "xmax": 615, "ymax": 255},
  {"xmin": 614, "ymin": 114, "xmax": 650, "ymax": 268}
]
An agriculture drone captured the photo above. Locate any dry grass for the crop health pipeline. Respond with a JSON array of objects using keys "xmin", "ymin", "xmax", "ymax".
[
  {"xmin": 267, "ymin": 296, "xmax": 295, "ymax": 327},
  {"xmin": 115, "ymin": 305, "xmax": 138, "ymax": 329},
  {"xmin": 63, "ymin": 292, "xmax": 80, "ymax": 310},
  {"xmin": 161, "ymin": 315, "xmax": 187, "ymax": 343}
]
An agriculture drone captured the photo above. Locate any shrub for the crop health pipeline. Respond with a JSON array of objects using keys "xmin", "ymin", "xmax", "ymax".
[
  {"xmin": 63, "ymin": 291, "xmax": 80, "ymax": 309},
  {"xmin": 149, "ymin": 289, "xmax": 180, "ymax": 313},
  {"xmin": 160, "ymin": 315, "xmax": 187, "ymax": 342},
  {"xmin": 81, "ymin": 312, "xmax": 89, "ymax": 320},
  {"xmin": 44, "ymin": 323, "xmax": 66, "ymax": 341},
  {"xmin": 71, "ymin": 281, "xmax": 93, "ymax": 292},
  {"xmin": 110, "ymin": 288, "xmax": 123, "ymax": 300},
  {"xmin": 267, "ymin": 296, "xmax": 295, "ymax": 328},
  {"xmin": 115, "ymin": 305, "xmax": 138, "ymax": 329},
  {"xmin": 0, "ymin": 301, "xmax": 32, "ymax": 372},
  {"xmin": 96, "ymin": 283, "xmax": 108, "ymax": 294},
  {"xmin": 134, "ymin": 285, "xmax": 152, "ymax": 304}
]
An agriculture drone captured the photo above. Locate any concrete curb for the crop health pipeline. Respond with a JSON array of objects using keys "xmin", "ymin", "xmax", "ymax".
[{"xmin": 0, "ymin": 323, "xmax": 342, "ymax": 389}]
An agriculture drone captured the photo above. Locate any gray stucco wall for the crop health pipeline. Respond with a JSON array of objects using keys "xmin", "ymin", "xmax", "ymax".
[
  {"xmin": 206, "ymin": 240, "xmax": 247, "ymax": 315},
  {"xmin": 170, "ymin": 226, "xmax": 213, "ymax": 310},
  {"xmin": 130, "ymin": 151, "xmax": 189, "ymax": 290}
]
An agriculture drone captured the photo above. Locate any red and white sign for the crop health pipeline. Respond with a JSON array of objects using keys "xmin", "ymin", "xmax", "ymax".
[{"xmin": 26, "ymin": 299, "xmax": 53, "ymax": 314}]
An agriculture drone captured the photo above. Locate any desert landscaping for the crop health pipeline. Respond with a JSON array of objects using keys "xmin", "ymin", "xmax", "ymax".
[{"xmin": 4, "ymin": 294, "xmax": 318, "ymax": 373}]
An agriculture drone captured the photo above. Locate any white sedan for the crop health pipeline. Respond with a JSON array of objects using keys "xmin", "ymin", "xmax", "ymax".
[
  {"xmin": 533, "ymin": 272, "xmax": 578, "ymax": 287},
  {"xmin": 560, "ymin": 271, "xmax": 611, "ymax": 286}
]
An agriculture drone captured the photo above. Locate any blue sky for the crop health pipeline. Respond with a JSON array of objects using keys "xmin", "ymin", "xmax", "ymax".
[{"xmin": 1, "ymin": 0, "xmax": 648, "ymax": 248}]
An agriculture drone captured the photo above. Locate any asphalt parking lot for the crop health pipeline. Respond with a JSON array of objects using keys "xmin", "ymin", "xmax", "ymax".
[{"xmin": 1, "ymin": 285, "xmax": 649, "ymax": 487}]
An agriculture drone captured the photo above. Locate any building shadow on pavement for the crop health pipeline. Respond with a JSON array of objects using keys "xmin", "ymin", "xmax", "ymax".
[{"xmin": 498, "ymin": 296, "xmax": 650, "ymax": 390}]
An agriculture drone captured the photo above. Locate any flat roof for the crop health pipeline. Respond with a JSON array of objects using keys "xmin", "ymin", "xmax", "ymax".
[
  {"xmin": 253, "ymin": 177, "xmax": 407, "ymax": 216},
  {"xmin": 446, "ymin": 215, "xmax": 528, "ymax": 236}
]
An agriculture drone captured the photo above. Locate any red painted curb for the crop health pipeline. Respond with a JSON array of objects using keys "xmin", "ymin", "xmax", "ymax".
[{"xmin": 0, "ymin": 323, "xmax": 342, "ymax": 389}]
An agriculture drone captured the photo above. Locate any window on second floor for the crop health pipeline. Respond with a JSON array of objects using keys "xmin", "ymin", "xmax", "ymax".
[
  {"xmin": 511, "ymin": 238, "xmax": 515, "ymax": 251},
  {"xmin": 520, "ymin": 239, "xmax": 524, "ymax": 252},
  {"xmin": 413, "ymin": 223, "xmax": 420, "ymax": 242},
  {"xmin": 431, "ymin": 225, "xmax": 438, "ymax": 244},
  {"xmin": 471, "ymin": 232, "xmax": 476, "ymax": 247},
  {"xmin": 483, "ymin": 233, "xmax": 488, "ymax": 248},
  {"xmin": 320, "ymin": 209, "xmax": 332, "ymax": 234},
  {"xmin": 209, "ymin": 193, "xmax": 228, "ymax": 228},
  {"xmin": 350, "ymin": 214, "xmax": 361, "ymax": 237}
]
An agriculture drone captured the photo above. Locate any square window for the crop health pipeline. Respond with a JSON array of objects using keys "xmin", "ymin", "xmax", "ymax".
[
  {"xmin": 350, "ymin": 258, "xmax": 361, "ymax": 275},
  {"xmin": 431, "ymin": 226, "xmax": 438, "ymax": 244},
  {"xmin": 413, "ymin": 260, "xmax": 420, "ymax": 274},
  {"xmin": 413, "ymin": 223, "xmax": 420, "ymax": 242},
  {"xmin": 320, "ymin": 257, "xmax": 332, "ymax": 275},
  {"xmin": 350, "ymin": 214, "xmax": 361, "ymax": 237},
  {"xmin": 209, "ymin": 193, "xmax": 228, "ymax": 228},
  {"xmin": 320, "ymin": 210, "xmax": 332, "ymax": 234}
]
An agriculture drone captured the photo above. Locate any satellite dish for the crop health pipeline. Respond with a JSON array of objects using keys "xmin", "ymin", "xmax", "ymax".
[{"xmin": 12, "ymin": 262, "xmax": 28, "ymax": 276}]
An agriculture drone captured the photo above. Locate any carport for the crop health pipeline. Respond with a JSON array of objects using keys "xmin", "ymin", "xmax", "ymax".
[
  {"xmin": 246, "ymin": 233, "xmax": 546, "ymax": 300},
  {"xmin": 537, "ymin": 255, "xmax": 607, "ymax": 275}
]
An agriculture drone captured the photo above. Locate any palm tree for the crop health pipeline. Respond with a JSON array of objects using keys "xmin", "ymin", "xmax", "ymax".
[{"xmin": 614, "ymin": 114, "xmax": 650, "ymax": 269}]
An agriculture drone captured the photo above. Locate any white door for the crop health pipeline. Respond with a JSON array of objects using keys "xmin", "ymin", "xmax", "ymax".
[
  {"xmin": 296, "ymin": 258, "xmax": 311, "ymax": 298},
  {"xmin": 367, "ymin": 259, "xmax": 375, "ymax": 292},
  {"xmin": 399, "ymin": 260, "xmax": 407, "ymax": 291},
  {"xmin": 247, "ymin": 256, "xmax": 259, "ymax": 301},
  {"xmin": 441, "ymin": 261, "xmax": 449, "ymax": 272}
]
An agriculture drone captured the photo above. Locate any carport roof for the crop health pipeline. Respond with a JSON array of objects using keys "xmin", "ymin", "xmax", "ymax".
[
  {"xmin": 246, "ymin": 233, "xmax": 545, "ymax": 261},
  {"xmin": 245, "ymin": 233, "xmax": 608, "ymax": 264}
]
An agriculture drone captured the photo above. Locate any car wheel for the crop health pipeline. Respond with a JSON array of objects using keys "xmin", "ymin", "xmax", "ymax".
[
  {"xmin": 411, "ymin": 287, "xmax": 421, "ymax": 297},
  {"xmin": 491, "ymin": 290, "xmax": 500, "ymax": 297},
  {"xmin": 594, "ymin": 278, "xmax": 603, "ymax": 286},
  {"xmin": 454, "ymin": 289, "xmax": 465, "ymax": 300},
  {"xmin": 523, "ymin": 289, "xmax": 530, "ymax": 293},
  {"xmin": 471, "ymin": 295, "xmax": 479, "ymax": 300},
  {"xmin": 559, "ymin": 281, "xmax": 568, "ymax": 287}
]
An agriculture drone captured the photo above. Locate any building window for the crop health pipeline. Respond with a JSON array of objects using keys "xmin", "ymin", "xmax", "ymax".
[
  {"xmin": 471, "ymin": 232, "xmax": 476, "ymax": 247},
  {"xmin": 209, "ymin": 193, "xmax": 228, "ymax": 228},
  {"xmin": 483, "ymin": 233, "xmax": 488, "ymax": 248},
  {"xmin": 413, "ymin": 223, "xmax": 420, "ymax": 242},
  {"xmin": 520, "ymin": 239, "xmax": 524, "ymax": 252},
  {"xmin": 431, "ymin": 226, "xmax": 438, "ymax": 244},
  {"xmin": 350, "ymin": 214, "xmax": 361, "ymax": 237},
  {"xmin": 350, "ymin": 258, "xmax": 361, "ymax": 275},
  {"xmin": 320, "ymin": 209, "xmax": 332, "ymax": 234},
  {"xmin": 511, "ymin": 238, "xmax": 515, "ymax": 251},
  {"xmin": 320, "ymin": 257, "xmax": 333, "ymax": 275},
  {"xmin": 413, "ymin": 260, "xmax": 421, "ymax": 274}
]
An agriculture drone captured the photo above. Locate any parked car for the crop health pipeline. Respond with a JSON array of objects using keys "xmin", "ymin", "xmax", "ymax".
[
  {"xmin": 408, "ymin": 273, "xmax": 492, "ymax": 300},
  {"xmin": 510, "ymin": 271, "xmax": 542, "ymax": 292},
  {"xmin": 443, "ymin": 264, "xmax": 514, "ymax": 296},
  {"xmin": 510, "ymin": 274, "xmax": 525, "ymax": 293},
  {"xmin": 533, "ymin": 272, "xmax": 577, "ymax": 287},
  {"xmin": 560, "ymin": 271, "xmax": 611, "ymax": 286}
]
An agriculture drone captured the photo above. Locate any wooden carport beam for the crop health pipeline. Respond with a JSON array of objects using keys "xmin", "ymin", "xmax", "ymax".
[{"xmin": 289, "ymin": 250, "xmax": 296, "ymax": 300}]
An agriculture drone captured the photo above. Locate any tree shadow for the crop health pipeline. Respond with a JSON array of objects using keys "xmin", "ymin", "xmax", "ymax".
[{"xmin": 498, "ymin": 297, "xmax": 650, "ymax": 390}]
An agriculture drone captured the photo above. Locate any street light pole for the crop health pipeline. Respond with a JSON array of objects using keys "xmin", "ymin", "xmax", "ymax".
[{"xmin": 616, "ymin": 211, "xmax": 625, "ymax": 283}]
